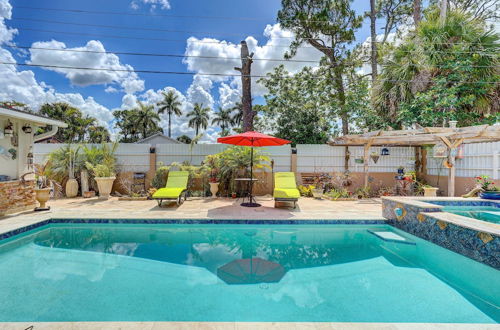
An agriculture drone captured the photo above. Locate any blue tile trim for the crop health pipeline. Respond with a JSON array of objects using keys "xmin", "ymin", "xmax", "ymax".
[
  {"xmin": 0, "ymin": 218, "xmax": 387, "ymax": 242},
  {"xmin": 427, "ymin": 200, "xmax": 500, "ymax": 208}
]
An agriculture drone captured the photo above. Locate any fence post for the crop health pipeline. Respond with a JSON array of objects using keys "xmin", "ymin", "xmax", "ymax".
[{"xmin": 493, "ymin": 151, "xmax": 499, "ymax": 180}]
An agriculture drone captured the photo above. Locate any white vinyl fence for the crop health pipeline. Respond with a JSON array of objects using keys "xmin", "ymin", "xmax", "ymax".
[
  {"xmin": 427, "ymin": 141, "xmax": 500, "ymax": 179},
  {"xmin": 34, "ymin": 143, "xmax": 152, "ymax": 172},
  {"xmin": 296, "ymin": 145, "xmax": 416, "ymax": 173},
  {"xmin": 33, "ymin": 141, "xmax": 499, "ymax": 178}
]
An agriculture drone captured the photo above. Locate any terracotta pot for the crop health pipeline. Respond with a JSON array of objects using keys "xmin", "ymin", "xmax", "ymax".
[
  {"xmin": 34, "ymin": 188, "xmax": 51, "ymax": 209},
  {"xmin": 209, "ymin": 182, "xmax": 219, "ymax": 198},
  {"xmin": 94, "ymin": 177, "xmax": 116, "ymax": 199},
  {"xmin": 423, "ymin": 187, "xmax": 438, "ymax": 197},
  {"xmin": 65, "ymin": 178, "xmax": 79, "ymax": 198}
]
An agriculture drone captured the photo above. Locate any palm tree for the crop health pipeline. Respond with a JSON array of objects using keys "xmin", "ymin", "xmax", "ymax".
[
  {"xmin": 211, "ymin": 106, "xmax": 234, "ymax": 136},
  {"xmin": 187, "ymin": 103, "xmax": 210, "ymax": 136},
  {"xmin": 133, "ymin": 101, "xmax": 161, "ymax": 139},
  {"xmin": 231, "ymin": 102, "xmax": 243, "ymax": 128},
  {"xmin": 157, "ymin": 90, "xmax": 182, "ymax": 138}
]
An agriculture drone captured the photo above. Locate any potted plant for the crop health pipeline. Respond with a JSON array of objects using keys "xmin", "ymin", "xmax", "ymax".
[
  {"xmin": 311, "ymin": 173, "xmax": 331, "ymax": 199},
  {"xmin": 65, "ymin": 146, "xmax": 80, "ymax": 198},
  {"xmin": 34, "ymin": 163, "xmax": 57, "ymax": 211},
  {"xmin": 209, "ymin": 177, "xmax": 219, "ymax": 198},
  {"xmin": 86, "ymin": 163, "xmax": 116, "ymax": 199},
  {"xmin": 422, "ymin": 185, "xmax": 439, "ymax": 197},
  {"xmin": 476, "ymin": 175, "xmax": 499, "ymax": 200}
]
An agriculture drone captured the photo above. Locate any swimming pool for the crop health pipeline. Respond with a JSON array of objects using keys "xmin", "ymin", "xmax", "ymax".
[{"xmin": 0, "ymin": 223, "xmax": 498, "ymax": 323}]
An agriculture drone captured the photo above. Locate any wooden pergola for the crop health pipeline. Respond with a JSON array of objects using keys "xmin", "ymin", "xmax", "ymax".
[{"xmin": 330, "ymin": 124, "xmax": 500, "ymax": 196}]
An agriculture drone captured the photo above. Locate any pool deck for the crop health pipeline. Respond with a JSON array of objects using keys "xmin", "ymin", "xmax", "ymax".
[
  {"xmin": 0, "ymin": 196, "xmax": 385, "ymax": 235},
  {"xmin": 0, "ymin": 197, "xmax": 498, "ymax": 329}
]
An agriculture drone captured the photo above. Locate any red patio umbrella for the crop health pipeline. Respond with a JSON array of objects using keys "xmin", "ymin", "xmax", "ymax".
[{"xmin": 217, "ymin": 131, "xmax": 291, "ymax": 207}]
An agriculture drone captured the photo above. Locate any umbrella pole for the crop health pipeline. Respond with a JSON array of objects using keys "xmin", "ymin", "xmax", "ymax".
[{"xmin": 242, "ymin": 146, "xmax": 261, "ymax": 207}]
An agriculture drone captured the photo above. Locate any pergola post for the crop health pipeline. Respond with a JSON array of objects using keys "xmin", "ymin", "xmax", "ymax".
[{"xmin": 363, "ymin": 139, "xmax": 374, "ymax": 187}]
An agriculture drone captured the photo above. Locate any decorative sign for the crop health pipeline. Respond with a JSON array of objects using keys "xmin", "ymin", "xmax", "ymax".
[{"xmin": 432, "ymin": 142, "xmax": 447, "ymax": 158}]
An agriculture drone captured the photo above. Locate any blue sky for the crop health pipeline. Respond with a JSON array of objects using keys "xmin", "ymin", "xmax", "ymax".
[{"xmin": 2, "ymin": 0, "xmax": 374, "ymax": 140}]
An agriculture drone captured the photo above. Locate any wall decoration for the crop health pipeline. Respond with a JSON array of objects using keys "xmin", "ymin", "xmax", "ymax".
[
  {"xmin": 370, "ymin": 152, "xmax": 380, "ymax": 164},
  {"xmin": 432, "ymin": 142, "xmax": 447, "ymax": 158},
  {"xmin": 22, "ymin": 124, "xmax": 32, "ymax": 134},
  {"xmin": 381, "ymin": 148, "xmax": 390, "ymax": 156},
  {"xmin": 11, "ymin": 131, "xmax": 18, "ymax": 147},
  {"xmin": 8, "ymin": 148, "xmax": 16, "ymax": 160}
]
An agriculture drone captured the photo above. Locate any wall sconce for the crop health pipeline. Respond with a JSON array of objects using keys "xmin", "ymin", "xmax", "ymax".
[
  {"xmin": 4, "ymin": 120, "xmax": 13, "ymax": 137},
  {"xmin": 22, "ymin": 124, "xmax": 32, "ymax": 134}
]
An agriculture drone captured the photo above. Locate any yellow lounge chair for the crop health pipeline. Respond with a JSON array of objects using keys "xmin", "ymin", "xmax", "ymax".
[
  {"xmin": 152, "ymin": 171, "xmax": 189, "ymax": 206},
  {"xmin": 273, "ymin": 172, "xmax": 300, "ymax": 208}
]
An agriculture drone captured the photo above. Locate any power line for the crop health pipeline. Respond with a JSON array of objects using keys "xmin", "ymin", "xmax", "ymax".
[
  {"xmin": 9, "ymin": 45, "xmax": 321, "ymax": 64},
  {"xmin": 10, "ymin": 45, "xmax": 499, "ymax": 68},
  {"xmin": 2, "ymin": 62, "xmax": 498, "ymax": 84},
  {"xmin": 15, "ymin": 27, "xmax": 500, "ymax": 55},
  {"xmin": 12, "ymin": 16, "xmax": 500, "ymax": 46}
]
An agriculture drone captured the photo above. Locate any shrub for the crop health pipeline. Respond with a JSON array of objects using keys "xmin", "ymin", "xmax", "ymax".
[
  {"xmin": 86, "ymin": 163, "xmax": 115, "ymax": 177},
  {"xmin": 298, "ymin": 185, "xmax": 315, "ymax": 197},
  {"xmin": 151, "ymin": 166, "xmax": 170, "ymax": 189}
]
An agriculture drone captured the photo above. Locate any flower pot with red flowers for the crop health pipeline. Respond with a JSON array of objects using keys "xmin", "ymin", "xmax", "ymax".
[{"xmin": 476, "ymin": 175, "xmax": 500, "ymax": 200}]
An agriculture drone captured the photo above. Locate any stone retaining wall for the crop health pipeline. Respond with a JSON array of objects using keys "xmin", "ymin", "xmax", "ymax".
[{"xmin": 0, "ymin": 180, "xmax": 36, "ymax": 216}]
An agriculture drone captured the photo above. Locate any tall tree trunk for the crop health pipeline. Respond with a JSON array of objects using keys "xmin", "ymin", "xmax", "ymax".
[
  {"xmin": 413, "ymin": 0, "xmax": 421, "ymax": 26},
  {"xmin": 369, "ymin": 0, "xmax": 378, "ymax": 82},
  {"xmin": 439, "ymin": 0, "xmax": 448, "ymax": 26},
  {"xmin": 333, "ymin": 66, "xmax": 350, "ymax": 171},
  {"xmin": 168, "ymin": 112, "xmax": 172, "ymax": 137},
  {"xmin": 235, "ymin": 41, "xmax": 255, "ymax": 132}
]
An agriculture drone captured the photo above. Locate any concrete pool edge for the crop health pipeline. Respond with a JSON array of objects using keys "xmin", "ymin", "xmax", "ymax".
[{"xmin": 0, "ymin": 321, "xmax": 497, "ymax": 329}]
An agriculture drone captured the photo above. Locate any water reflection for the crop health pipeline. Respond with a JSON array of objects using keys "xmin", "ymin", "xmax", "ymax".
[{"xmin": 32, "ymin": 225, "xmax": 385, "ymax": 284}]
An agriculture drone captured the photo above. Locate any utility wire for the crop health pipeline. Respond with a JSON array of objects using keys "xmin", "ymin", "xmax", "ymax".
[
  {"xmin": 13, "ymin": 4, "xmax": 500, "ymax": 27},
  {"xmin": 2, "ymin": 62, "xmax": 498, "ymax": 84},
  {"xmin": 10, "ymin": 45, "xmax": 499, "ymax": 68},
  {"xmin": 15, "ymin": 27, "xmax": 500, "ymax": 55},
  {"xmin": 9, "ymin": 45, "xmax": 321, "ymax": 64},
  {"xmin": 12, "ymin": 16, "xmax": 500, "ymax": 47}
]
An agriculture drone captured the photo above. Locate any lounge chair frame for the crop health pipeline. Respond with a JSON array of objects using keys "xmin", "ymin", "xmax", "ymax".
[
  {"xmin": 274, "ymin": 198, "xmax": 297, "ymax": 209},
  {"xmin": 155, "ymin": 189, "xmax": 187, "ymax": 207}
]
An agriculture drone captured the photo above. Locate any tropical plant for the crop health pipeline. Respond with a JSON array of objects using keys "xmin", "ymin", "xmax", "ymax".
[
  {"xmin": 133, "ymin": 101, "xmax": 162, "ymax": 140},
  {"xmin": 476, "ymin": 175, "xmax": 497, "ymax": 191},
  {"xmin": 202, "ymin": 146, "xmax": 271, "ymax": 196},
  {"xmin": 82, "ymin": 143, "xmax": 118, "ymax": 187},
  {"xmin": 39, "ymin": 102, "xmax": 110, "ymax": 143},
  {"xmin": 374, "ymin": 8, "xmax": 499, "ymax": 127},
  {"xmin": 34, "ymin": 162, "xmax": 58, "ymax": 189},
  {"xmin": 298, "ymin": 185, "xmax": 315, "ymax": 197},
  {"xmin": 157, "ymin": 90, "xmax": 182, "ymax": 137},
  {"xmin": 45, "ymin": 145, "xmax": 83, "ymax": 183},
  {"xmin": 85, "ymin": 163, "xmax": 115, "ymax": 178},
  {"xmin": 211, "ymin": 106, "xmax": 234, "ymax": 135},
  {"xmin": 231, "ymin": 102, "xmax": 243, "ymax": 128},
  {"xmin": 187, "ymin": 103, "xmax": 210, "ymax": 136},
  {"xmin": 176, "ymin": 135, "xmax": 192, "ymax": 144}
]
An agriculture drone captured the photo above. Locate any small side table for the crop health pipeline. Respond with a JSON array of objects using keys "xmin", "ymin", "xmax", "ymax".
[{"xmin": 235, "ymin": 178, "xmax": 259, "ymax": 205}]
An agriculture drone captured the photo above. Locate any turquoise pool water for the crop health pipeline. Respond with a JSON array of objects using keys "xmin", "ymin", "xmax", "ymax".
[
  {"xmin": 442, "ymin": 206, "xmax": 500, "ymax": 224},
  {"xmin": 0, "ymin": 223, "xmax": 498, "ymax": 323}
]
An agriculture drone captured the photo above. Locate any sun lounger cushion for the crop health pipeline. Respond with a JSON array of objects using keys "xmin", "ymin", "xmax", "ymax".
[
  {"xmin": 152, "ymin": 171, "xmax": 189, "ymax": 199},
  {"xmin": 273, "ymin": 172, "xmax": 300, "ymax": 199}
]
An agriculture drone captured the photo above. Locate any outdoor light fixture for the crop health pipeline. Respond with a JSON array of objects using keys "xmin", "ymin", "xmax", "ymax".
[
  {"xmin": 4, "ymin": 120, "xmax": 13, "ymax": 137},
  {"xmin": 381, "ymin": 148, "xmax": 390, "ymax": 156},
  {"xmin": 22, "ymin": 124, "xmax": 32, "ymax": 134}
]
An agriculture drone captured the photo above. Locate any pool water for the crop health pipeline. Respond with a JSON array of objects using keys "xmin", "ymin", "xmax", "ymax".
[
  {"xmin": 442, "ymin": 206, "xmax": 500, "ymax": 224},
  {"xmin": 0, "ymin": 223, "xmax": 498, "ymax": 323}
]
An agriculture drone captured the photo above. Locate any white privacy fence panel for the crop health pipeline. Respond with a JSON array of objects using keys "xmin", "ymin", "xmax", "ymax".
[
  {"xmin": 156, "ymin": 144, "xmax": 291, "ymax": 172},
  {"xmin": 34, "ymin": 143, "xmax": 151, "ymax": 172},
  {"xmin": 156, "ymin": 144, "xmax": 228, "ymax": 166},
  {"xmin": 427, "ymin": 141, "xmax": 500, "ymax": 179},
  {"xmin": 296, "ymin": 145, "xmax": 416, "ymax": 173}
]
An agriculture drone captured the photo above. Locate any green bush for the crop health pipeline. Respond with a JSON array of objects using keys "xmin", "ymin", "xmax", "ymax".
[
  {"xmin": 325, "ymin": 188, "xmax": 351, "ymax": 200},
  {"xmin": 298, "ymin": 185, "xmax": 315, "ymax": 197},
  {"xmin": 151, "ymin": 166, "xmax": 170, "ymax": 189},
  {"xmin": 86, "ymin": 163, "xmax": 115, "ymax": 177}
]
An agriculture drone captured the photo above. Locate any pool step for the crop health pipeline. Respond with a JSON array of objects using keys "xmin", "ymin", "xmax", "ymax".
[{"xmin": 368, "ymin": 230, "xmax": 416, "ymax": 245}]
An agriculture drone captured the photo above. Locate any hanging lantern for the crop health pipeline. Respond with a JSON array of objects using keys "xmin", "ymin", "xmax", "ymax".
[
  {"xmin": 381, "ymin": 148, "xmax": 390, "ymax": 156},
  {"xmin": 432, "ymin": 142, "xmax": 447, "ymax": 158},
  {"xmin": 4, "ymin": 120, "xmax": 13, "ymax": 137},
  {"xmin": 22, "ymin": 124, "xmax": 32, "ymax": 134},
  {"xmin": 456, "ymin": 144, "xmax": 465, "ymax": 159}
]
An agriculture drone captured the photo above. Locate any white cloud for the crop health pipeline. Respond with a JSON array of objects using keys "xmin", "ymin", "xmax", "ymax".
[
  {"xmin": 29, "ymin": 40, "xmax": 145, "ymax": 94},
  {"xmin": 218, "ymin": 82, "xmax": 240, "ymax": 110},
  {"xmin": 131, "ymin": 0, "xmax": 170, "ymax": 10},
  {"xmin": 182, "ymin": 24, "xmax": 324, "ymax": 109}
]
